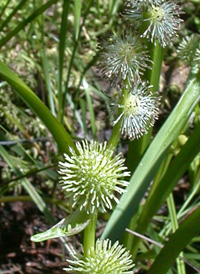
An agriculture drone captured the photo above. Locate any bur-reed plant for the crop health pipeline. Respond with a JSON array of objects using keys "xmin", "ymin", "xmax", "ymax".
[{"xmin": 0, "ymin": 0, "xmax": 200, "ymax": 273}]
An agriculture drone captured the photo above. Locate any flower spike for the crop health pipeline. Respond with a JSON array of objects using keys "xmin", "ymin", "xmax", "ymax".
[
  {"xmin": 124, "ymin": 0, "xmax": 183, "ymax": 47},
  {"xmin": 98, "ymin": 33, "xmax": 151, "ymax": 87},
  {"xmin": 64, "ymin": 239, "xmax": 135, "ymax": 273},
  {"xmin": 59, "ymin": 141, "xmax": 130, "ymax": 214},
  {"xmin": 111, "ymin": 81, "xmax": 160, "ymax": 140}
]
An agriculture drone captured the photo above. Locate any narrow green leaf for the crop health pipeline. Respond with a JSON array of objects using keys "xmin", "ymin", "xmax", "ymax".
[
  {"xmin": 0, "ymin": 0, "xmax": 28, "ymax": 32},
  {"xmin": 62, "ymin": 0, "xmax": 94, "ymax": 123},
  {"xmin": 74, "ymin": 0, "xmax": 82, "ymax": 41},
  {"xmin": 58, "ymin": 0, "xmax": 70, "ymax": 122},
  {"xmin": 31, "ymin": 208, "xmax": 90, "ymax": 242},
  {"xmin": 102, "ymin": 73, "xmax": 200, "ymax": 241},
  {"xmin": 1, "ymin": 164, "xmax": 56, "ymax": 187},
  {"xmin": 0, "ymin": 145, "xmax": 54, "ymax": 223},
  {"xmin": 83, "ymin": 78, "xmax": 96, "ymax": 137},
  {"xmin": 147, "ymin": 206, "xmax": 200, "ymax": 274},
  {"xmin": 0, "ymin": 60, "xmax": 75, "ymax": 153},
  {"xmin": 0, "ymin": 0, "xmax": 58, "ymax": 48},
  {"xmin": 167, "ymin": 194, "xmax": 186, "ymax": 274},
  {"xmin": 42, "ymin": 33, "xmax": 56, "ymax": 116},
  {"xmin": 0, "ymin": 0, "xmax": 12, "ymax": 20}
]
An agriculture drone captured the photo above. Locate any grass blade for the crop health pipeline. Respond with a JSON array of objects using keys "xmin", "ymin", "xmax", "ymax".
[
  {"xmin": 58, "ymin": 0, "xmax": 70, "ymax": 122},
  {"xmin": 0, "ymin": 0, "xmax": 28, "ymax": 32},
  {"xmin": 0, "ymin": 0, "xmax": 12, "ymax": 20},
  {"xmin": 83, "ymin": 78, "xmax": 96, "ymax": 137},
  {"xmin": 74, "ymin": 0, "xmax": 82, "ymax": 41},
  {"xmin": 0, "ymin": 145, "xmax": 54, "ymax": 223},
  {"xmin": 0, "ymin": 0, "xmax": 59, "ymax": 48},
  {"xmin": 147, "ymin": 206, "xmax": 200, "ymax": 274},
  {"xmin": 41, "ymin": 33, "xmax": 56, "ymax": 116},
  {"xmin": 167, "ymin": 194, "xmax": 186, "ymax": 274}
]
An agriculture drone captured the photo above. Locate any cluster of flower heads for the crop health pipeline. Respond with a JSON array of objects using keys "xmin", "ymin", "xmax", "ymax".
[
  {"xmin": 64, "ymin": 239, "xmax": 134, "ymax": 273},
  {"xmin": 98, "ymin": 33, "xmax": 160, "ymax": 140},
  {"xmin": 124, "ymin": 0, "xmax": 183, "ymax": 47},
  {"xmin": 97, "ymin": 0, "xmax": 183, "ymax": 141},
  {"xmin": 59, "ymin": 140, "xmax": 130, "ymax": 214}
]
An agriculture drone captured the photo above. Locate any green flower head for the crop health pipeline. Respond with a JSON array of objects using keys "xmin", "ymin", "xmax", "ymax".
[
  {"xmin": 59, "ymin": 141, "xmax": 130, "ymax": 214},
  {"xmin": 177, "ymin": 35, "xmax": 200, "ymax": 66},
  {"xmin": 64, "ymin": 239, "xmax": 135, "ymax": 274}
]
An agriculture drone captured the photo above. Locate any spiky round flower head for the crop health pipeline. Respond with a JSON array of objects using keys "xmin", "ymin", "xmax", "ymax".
[
  {"xmin": 124, "ymin": 0, "xmax": 183, "ymax": 47},
  {"xmin": 191, "ymin": 48, "xmax": 200, "ymax": 75},
  {"xmin": 111, "ymin": 81, "xmax": 160, "ymax": 140},
  {"xmin": 98, "ymin": 33, "xmax": 152, "ymax": 87},
  {"xmin": 58, "ymin": 141, "xmax": 130, "ymax": 214},
  {"xmin": 64, "ymin": 239, "xmax": 135, "ymax": 273},
  {"xmin": 177, "ymin": 35, "xmax": 200, "ymax": 65}
]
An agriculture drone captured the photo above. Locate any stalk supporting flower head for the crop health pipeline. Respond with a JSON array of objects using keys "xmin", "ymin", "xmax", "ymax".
[
  {"xmin": 59, "ymin": 141, "xmax": 130, "ymax": 214},
  {"xmin": 124, "ymin": 0, "xmax": 183, "ymax": 47},
  {"xmin": 98, "ymin": 33, "xmax": 151, "ymax": 87},
  {"xmin": 112, "ymin": 81, "xmax": 160, "ymax": 140},
  {"xmin": 64, "ymin": 239, "xmax": 135, "ymax": 273}
]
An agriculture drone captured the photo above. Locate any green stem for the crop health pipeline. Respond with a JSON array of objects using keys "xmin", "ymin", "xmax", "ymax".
[
  {"xmin": 146, "ymin": 41, "xmax": 164, "ymax": 92},
  {"xmin": 126, "ymin": 41, "xmax": 164, "ymax": 172},
  {"xmin": 83, "ymin": 212, "xmax": 97, "ymax": 258},
  {"xmin": 0, "ymin": 195, "xmax": 68, "ymax": 207},
  {"xmin": 107, "ymin": 84, "xmax": 129, "ymax": 150}
]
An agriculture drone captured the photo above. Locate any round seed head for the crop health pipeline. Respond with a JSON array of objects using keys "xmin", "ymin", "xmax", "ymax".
[
  {"xmin": 192, "ymin": 48, "xmax": 200, "ymax": 75},
  {"xmin": 111, "ymin": 81, "xmax": 160, "ymax": 140},
  {"xmin": 124, "ymin": 0, "xmax": 183, "ymax": 47},
  {"xmin": 98, "ymin": 33, "xmax": 151, "ymax": 87},
  {"xmin": 59, "ymin": 141, "xmax": 130, "ymax": 214},
  {"xmin": 64, "ymin": 239, "xmax": 135, "ymax": 273},
  {"xmin": 177, "ymin": 35, "xmax": 200, "ymax": 66}
]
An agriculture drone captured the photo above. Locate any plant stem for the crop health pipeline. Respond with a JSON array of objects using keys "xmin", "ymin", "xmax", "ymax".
[
  {"xmin": 83, "ymin": 212, "xmax": 97, "ymax": 258},
  {"xmin": 107, "ymin": 84, "xmax": 129, "ymax": 150},
  {"xmin": 126, "ymin": 41, "xmax": 164, "ymax": 172},
  {"xmin": 167, "ymin": 194, "xmax": 186, "ymax": 274},
  {"xmin": 0, "ymin": 195, "xmax": 68, "ymax": 207}
]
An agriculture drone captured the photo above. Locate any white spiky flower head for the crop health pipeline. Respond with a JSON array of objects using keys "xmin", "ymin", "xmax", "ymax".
[
  {"xmin": 124, "ymin": 0, "xmax": 183, "ymax": 47},
  {"xmin": 98, "ymin": 33, "xmax": 152, "ymax": 87},
  {"xmin": 64, "ymin": 239, "xmax": 135, "ymax": 273},
  {"xmin": 111, "ymin": 81, "xmax": 160, "ymax": 140},
  {"xmin": 177, "ymin": 35, "xmax": 200, "ymax": 66},
  {"xmin": 58, "ymin": 141, "xmax": 130, "ymax": 214}
]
